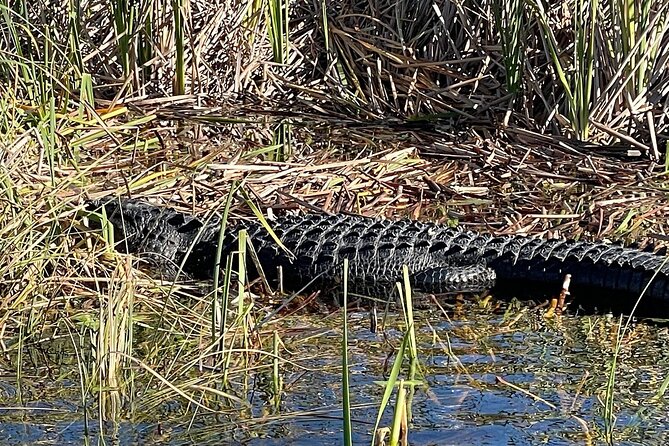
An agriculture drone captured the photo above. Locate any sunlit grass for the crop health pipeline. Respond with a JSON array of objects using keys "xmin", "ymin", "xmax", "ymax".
[
  {"xmin": 370, "ymin": 267, "xmax": 420, "ymax": 445},
  {"xmin": 173, "ymin": 0, "xmax": 187, "ymax": 96},
  {"xmin": 341, "ymin": 259, "xmax": 352, "ymax": 446},
  {"xmin": 492, "ymin": 0, "xmax": 526, "ymax": 94},
  {"xmin": 527, "ymin": 0, "xmax": 599, "ymax": 139},
  {"xmin": 603, "ymin": 255, "xmax": 669, "ymax": 442},
  {"xmin": 268, "ymin": 0, "xmax": 290, "ymax": 64}
]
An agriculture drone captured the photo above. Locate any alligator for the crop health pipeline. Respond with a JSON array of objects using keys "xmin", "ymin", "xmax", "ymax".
[{"xmin": 87, "ymin": 198, "xmax": 669, "ymax": 315}]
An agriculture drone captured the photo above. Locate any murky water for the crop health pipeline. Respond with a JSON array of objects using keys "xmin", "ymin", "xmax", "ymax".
[{"xmin": 1, "ymin": 302, "xmax": 669, "ymax": 445}]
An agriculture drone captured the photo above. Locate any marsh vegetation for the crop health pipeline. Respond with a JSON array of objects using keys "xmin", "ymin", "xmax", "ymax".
[{"xmin": 1, "ymin": 0, "xmax": 669, "ymax": 444}]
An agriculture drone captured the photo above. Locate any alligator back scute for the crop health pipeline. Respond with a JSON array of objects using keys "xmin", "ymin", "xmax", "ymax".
[{"xmin": 88, "ymin": 198, "xmax": 669, "ymax": 311}]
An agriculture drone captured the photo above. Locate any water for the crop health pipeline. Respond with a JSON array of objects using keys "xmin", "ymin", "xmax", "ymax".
[{"xmin": 1, "ymin": 302, "xmax": 668, "ymax": 445}]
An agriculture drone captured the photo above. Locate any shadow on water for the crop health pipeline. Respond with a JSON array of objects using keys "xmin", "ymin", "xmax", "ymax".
[{"xmin": 1, "ymin": 300, "xmax": 669, "ymax": 445}]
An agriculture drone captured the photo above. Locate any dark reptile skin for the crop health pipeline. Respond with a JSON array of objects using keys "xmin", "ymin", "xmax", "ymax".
[{"xmin": 87, "ymin": 198, "xmax": 669, "ymax": 308}]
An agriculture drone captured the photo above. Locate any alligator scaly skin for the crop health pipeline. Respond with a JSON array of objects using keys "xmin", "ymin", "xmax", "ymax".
[{"xmin": 88, "ymin": 198, "xmax": 669, "ymax": 312}]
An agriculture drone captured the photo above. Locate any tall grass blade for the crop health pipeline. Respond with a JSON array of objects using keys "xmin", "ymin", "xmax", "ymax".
[
  {"xmin": 272, "ymin": 330, "xmax": 282, "ymax": 409},
  {"xmin": 603, "ymin": 316, "xmax": 622, "ymax": 442},
  {"xmin": 267, "ymin": 0, "xmax": 290, "ymax": 64},
  {"xmin": 492, "ymin": 0, "xmax": 525, "ymax": 93},
  {"xmin": 401, "ymin": 266, "xmax": 417, "ymax": 360},
  {"xmin": 321, "ymin": 0, "xmax": 330, "ymax": 54},
  {"xmin": 342, "ymin": 258, "xmax": 352, "ymax": 446},
  {"xmin": 212, "ymin": 185, "xmax": 237, "ymax": 345},
  {"xmin": 371, "ymin": 331, "xmax": 411, "ymax": 445},
  {"xmin": 173, "ymin": 0, "xmax": 186, "ymax": 95},
  {"xmin": 237, "ymin": 229, "xmax": 248, "ymax": 335},
  {"xmin": 389, "ymin": 380, "xmax": 407, "ymax": 446},
  {"xmin": 271, "ymin": 121, "xmax": 291, "ymax": 161},
  {"xmin": 528, "ymin": 0, "xmax": 598, "ymax": 139}
]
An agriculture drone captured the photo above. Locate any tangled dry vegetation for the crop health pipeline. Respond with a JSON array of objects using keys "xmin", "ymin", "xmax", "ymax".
[{"xmin": 0, "ymin": 0, "xmax": 669, "ymax": 428}]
